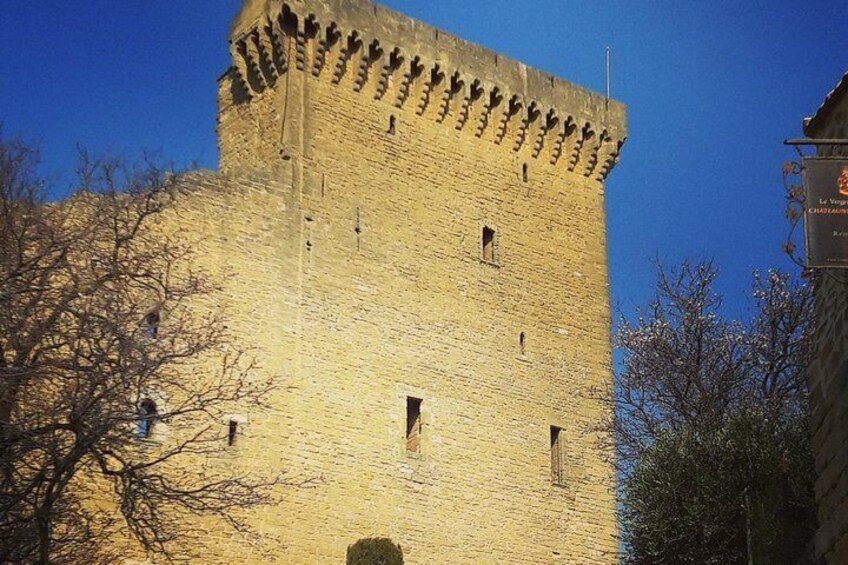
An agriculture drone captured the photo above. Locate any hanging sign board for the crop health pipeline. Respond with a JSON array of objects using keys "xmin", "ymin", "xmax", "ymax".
[{"xmin": 803, "ymin": 157, "xmax": 848, "ymax": 268}]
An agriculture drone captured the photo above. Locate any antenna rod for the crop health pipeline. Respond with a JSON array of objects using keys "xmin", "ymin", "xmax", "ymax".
[{"xmin": 605, "ymin": 47, "xmax": 611, "ymax": 107}]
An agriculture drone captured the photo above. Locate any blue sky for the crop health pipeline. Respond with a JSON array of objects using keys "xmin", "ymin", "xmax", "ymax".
[{"xmin": 1, "ymin": 0, "xmax": 846, "ymax": 317}]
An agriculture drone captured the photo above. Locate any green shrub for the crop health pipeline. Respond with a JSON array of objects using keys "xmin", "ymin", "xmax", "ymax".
[{"xmin": 346, "ymin": 538, "xmax": 404, "ymax": 565}]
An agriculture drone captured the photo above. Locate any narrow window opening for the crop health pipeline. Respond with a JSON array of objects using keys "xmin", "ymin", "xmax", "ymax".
[
  {"xmin": 143, "ymin": 311, "xmax": 160, "ymax": 339},
  {"xmin": 138, "ymin": 399, "xmax": 158, "ymax": 439},
  {"xmin": 228, "ymin": 420, "xmax": 238, "ymax": 446},
  {"xmin": 550, "ymin": 426, "xmax": 564, "ymax": 485},
  {"xmin": 354, "ymin": 207, "xmax": 362, "ymax": 251},
  {"xmin": 388, "ymin": 114, "xmax": 396, "ymax": 134},
  {"xmin": 406, "ymin": 397, "xmax": 422, "ymax": 453},
  {"xmin": 522, "ymin": 162, "xmax": 528, "ymax": 183},
  {"xmin": 520, "ymin": 332, "xmax": 526, "ymax": 355},
  {"xmin": 305, "ymin": 217, "xmax": 314, "ymax": 255},
  {"xmin": 482, "ymin": 226, "xmax": 495, "ymax": 263}
]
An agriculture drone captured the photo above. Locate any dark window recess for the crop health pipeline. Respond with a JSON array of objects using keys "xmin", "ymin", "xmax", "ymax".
[
  {"xmin": 138, "ymin": 399, "xmax": 157, "ymax": 439},
  {"xmin": 406, "ymin": 397, "xmax": 423, "ymax": 453},
  {"xmin": 550, "ymin": 426, "xmax": 564, "ymax": 485},
  {"xmin": 228, "ymin": 420, "xmax": 238, "ymax": 446},
  {"xmin": 520, "ymin": 332, "xmax": 526, "ymax": 355},
  {"xmin": 522, "ymin": 162, "xmax": 529, "ymax": 182},
  {"xmin": 144, "ymin": 311, "xmax": 160, "ymax": 339},
  {"xmin": 388, "ymin": 115, "xmax": 396, "ymax": 134},
  {"xmin": 482, "ymin": 226, "xmax": 495, "ymax": 263}
]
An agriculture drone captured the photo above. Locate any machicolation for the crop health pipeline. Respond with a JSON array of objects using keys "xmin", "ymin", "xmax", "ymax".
[{"xmin": 222, "ymin": 0, "xmax": 625, "ymax": 181}]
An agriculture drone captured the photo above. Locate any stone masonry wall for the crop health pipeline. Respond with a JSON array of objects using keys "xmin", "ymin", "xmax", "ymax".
[
  {"xmin": 154, "ymin": 0, "xmax": 627, "ymax": 562},
  {"xmin": 806, "ymin": 87, "xmax": 848, "ymax": 565}
]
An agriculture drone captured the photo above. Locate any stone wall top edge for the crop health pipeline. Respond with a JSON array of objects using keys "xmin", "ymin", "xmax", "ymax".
[
  {"xmin": 229, "ymin": 0, "xmax": 626, "ymax": 134},
  {"xmin": 174, "ymin": 164, "xmax": 295, "ymax": 193},
  {"xmin": 804, "ymin": 70, "xmax": 848, "ymax": 137}
]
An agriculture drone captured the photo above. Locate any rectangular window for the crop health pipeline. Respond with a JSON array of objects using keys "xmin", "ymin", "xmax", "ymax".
[
  {"xmin": 482, "ymin": 226, "xmax": 495, "ymax": 263},
  {"xmin": 143, "ymin": 311, "xmax": 160, "ymax": 340},
  {"xmin": 550, "ymin": 426, "xmax": 564, "ymax": 485},
  {"xmin": 228, "ymin": 420, "xmax": 238, "ymax": 446},
  {"xmin": 406, "ymin": 397, "xmax": 423, "ymax": 453},
  {"xmin": 137, "ymin": 398, "xmax": 157, "ymax": 440}
]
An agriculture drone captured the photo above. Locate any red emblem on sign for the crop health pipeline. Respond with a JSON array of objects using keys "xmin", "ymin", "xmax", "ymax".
[{"xmin": 839, "ymin": 166, "xmax": 848, "ymax": 196}]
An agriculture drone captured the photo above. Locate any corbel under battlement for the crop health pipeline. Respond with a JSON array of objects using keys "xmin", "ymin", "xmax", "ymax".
[{"xmin": 224, "ymin": 0, "xmax": 627, "ymax": 183}]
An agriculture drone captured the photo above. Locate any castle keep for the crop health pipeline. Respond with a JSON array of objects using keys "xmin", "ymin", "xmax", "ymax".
[{"xmin": 173, "ymin": 0, "xmax": 626, "ymax": 561}]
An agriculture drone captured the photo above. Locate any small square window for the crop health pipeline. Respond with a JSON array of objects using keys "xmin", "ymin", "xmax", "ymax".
[
  {"xmin": 482, "ymin": 226, "xmax": 496, "ymax": 263},
  {"xmin": 406, "ymin": 397, "xmax": 423, "ymax": 453}
]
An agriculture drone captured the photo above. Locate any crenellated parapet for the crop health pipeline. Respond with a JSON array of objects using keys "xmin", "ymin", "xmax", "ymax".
[{"xmin": 225, "ymin": 0, "xmax": 627, "ymax": 183}]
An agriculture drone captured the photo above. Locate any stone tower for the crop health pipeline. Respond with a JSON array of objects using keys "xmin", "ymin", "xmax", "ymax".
[{"xmin": 181, "ymin": 0, "xmax": 627, "ymax": 562}]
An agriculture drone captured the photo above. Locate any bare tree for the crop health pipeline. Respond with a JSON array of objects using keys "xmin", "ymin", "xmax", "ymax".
[
  {"xmin": 0, "ymin": 136, "xmax": 288, "ymax": 563},
  {"xmin": 613, "ymin": 260, "xmax": 813, "ymax": 465}
]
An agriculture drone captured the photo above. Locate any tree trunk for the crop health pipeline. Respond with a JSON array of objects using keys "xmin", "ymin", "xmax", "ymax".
[{"xmin": 38, "ymin": 507, "xmax": 51, "ymax": 565}]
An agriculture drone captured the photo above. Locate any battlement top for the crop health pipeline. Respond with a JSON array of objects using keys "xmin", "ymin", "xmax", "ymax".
[{"xmin": 228, "ymin": 0, "xmax": 626, "ymax": 137}]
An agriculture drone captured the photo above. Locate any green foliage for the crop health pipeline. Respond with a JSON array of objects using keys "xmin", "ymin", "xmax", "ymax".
[
  {"xmin": 621, "ymin": 409, "xmax": 816, "ymax": 565},
  {"xmin": 346, "ymin": 538, "xmax": 404, "ymax": 565}
]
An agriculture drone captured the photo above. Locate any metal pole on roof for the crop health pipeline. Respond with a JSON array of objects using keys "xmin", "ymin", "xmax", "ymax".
[{"xmin": 605, "ymin": 46, "xmax": 611, "ymax": 109}]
